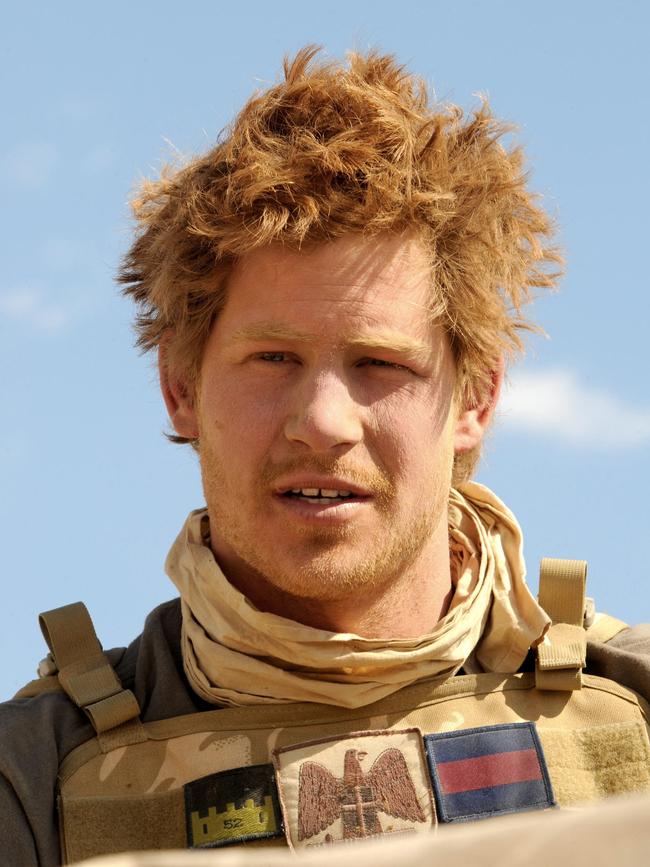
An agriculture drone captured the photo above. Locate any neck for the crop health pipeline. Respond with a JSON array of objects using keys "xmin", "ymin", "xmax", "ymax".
[{"xmin": 210, "ymin": 521, "xmax": 453, "ymax": 639}]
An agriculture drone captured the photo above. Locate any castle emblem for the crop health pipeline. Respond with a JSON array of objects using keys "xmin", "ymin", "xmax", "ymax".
[{"xmin": 184, "ymin": 763, "xmax": 283, "ymax": 847}]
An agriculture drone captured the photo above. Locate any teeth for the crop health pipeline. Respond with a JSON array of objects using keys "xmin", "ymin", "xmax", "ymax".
[{"xmin": 287, "ymin": 488, "xmax": 355, "ymax": 498}]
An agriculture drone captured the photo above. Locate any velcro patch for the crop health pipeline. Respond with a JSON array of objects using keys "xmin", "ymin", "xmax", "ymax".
[
  {"xmin": 184, "ymin": 763, "xmax": 283, "ymax": 847},
  {"xmin": 424, "ymin": 722, "xmax": 555, "ymax": 822},
  {"xmin": 273, "ymin": 728, "xmax": 435, "ymax": 850}
]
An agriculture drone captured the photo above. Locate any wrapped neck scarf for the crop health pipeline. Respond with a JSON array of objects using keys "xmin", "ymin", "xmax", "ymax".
[{"xmin": 166, "ymin": 482, "xmax": 549, "ymax": 709}]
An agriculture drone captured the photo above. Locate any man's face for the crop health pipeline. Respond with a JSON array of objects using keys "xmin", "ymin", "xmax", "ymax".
[{"xmin": 188, "ymin": 233, "xmax": 462, "ymax": 603}]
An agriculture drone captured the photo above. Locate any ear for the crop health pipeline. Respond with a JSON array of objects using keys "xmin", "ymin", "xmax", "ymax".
[
  {"xmin": 158, "ymin": 340, "xmax": 199, "ymax": 440},
  {"xmin": 453, "ymin": 360, "xmax": 504, "ymax": 454}
]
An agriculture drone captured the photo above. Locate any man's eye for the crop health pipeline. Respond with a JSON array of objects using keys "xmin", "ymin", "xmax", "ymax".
[
  {"xmin": 361, "ymin": 358, "xmax": 410, "ymax": 372},
  {"xmin": 257, "ymin": 352, "xmax": 288, "ymax": 362}
]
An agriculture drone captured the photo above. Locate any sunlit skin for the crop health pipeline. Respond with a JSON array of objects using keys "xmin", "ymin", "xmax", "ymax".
[{"xmin": 162, "ymin": 233, "xmax": 497, "ymax": 638}]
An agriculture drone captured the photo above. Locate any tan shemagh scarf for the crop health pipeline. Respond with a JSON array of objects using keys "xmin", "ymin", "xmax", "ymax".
[{"xmin": 165, "ymin": 482, "xmax": 550, "ymax": 709}]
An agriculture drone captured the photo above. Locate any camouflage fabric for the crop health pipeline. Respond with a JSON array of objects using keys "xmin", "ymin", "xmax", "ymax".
[
  {"xmin": 3, "ymin": 600, "xmax": 650, "ymax": 866},
  {"xmin": 58, "ymin": 663, "xmax": 650, "ymax": 861}
]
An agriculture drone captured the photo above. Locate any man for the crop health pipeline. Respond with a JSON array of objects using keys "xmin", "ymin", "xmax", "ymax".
[{"xmin": 2, "ymin": 47, "xmax": 650, "ymax": 866}]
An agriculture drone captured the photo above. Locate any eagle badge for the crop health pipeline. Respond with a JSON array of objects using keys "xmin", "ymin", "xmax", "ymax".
[{"xmin": 273, "ymin": 729, "xmax": 435, "ymax": 849}]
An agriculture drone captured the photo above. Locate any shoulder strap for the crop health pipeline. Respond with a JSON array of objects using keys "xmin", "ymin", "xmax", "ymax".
[
  {"xmin": 535, "ymin": 558, "xmax": 587, "ymax": 692},
  {"xmin": 37, "ymin": 602, "xmax": 146, "ymax": 747},
  {"xmin": 587, "ymin": 612, "xmax": 629, "ymax": 643},
  {"xmin": 13, "ymin": 674, "xmax": 63, "ymax": 699}
]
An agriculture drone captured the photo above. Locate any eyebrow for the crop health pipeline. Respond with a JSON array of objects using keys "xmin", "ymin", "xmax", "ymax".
[
  {"xmin": 229, "ymin": 323, "xmax": 315, "ymax": 344},
  {"xmin": 228, "ymin": 322, "xmax": 433, "ymax": 363}
]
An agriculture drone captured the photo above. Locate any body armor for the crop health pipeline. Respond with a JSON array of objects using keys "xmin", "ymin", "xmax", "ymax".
[{"xmin": 19, "ymin": 560, "xmax": 650, "ymax": 863}]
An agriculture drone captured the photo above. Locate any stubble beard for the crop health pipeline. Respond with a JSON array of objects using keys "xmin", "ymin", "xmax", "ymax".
[{"xmin": 198, "ymin": 438, "xmax": 450, "ymax": 604}]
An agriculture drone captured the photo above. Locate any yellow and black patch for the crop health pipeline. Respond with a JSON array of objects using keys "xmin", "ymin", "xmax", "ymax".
[{"xmin": 184, "ymin": 763, "xmax": 283, "ymax": 848}]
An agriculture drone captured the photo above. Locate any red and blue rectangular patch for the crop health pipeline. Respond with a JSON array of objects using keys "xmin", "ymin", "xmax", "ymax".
[{"xmin": 424, "ymin": 722, "xmax": 555, "ymax": 822}]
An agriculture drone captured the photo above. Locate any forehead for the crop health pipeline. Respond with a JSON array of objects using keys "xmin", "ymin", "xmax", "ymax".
[{"xmin": 219, "ymin": 233, "xmax": 439, "ymax": 334}]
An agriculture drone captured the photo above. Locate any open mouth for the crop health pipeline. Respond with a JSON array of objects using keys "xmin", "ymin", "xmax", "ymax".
[{"xmin": 280, "ymin": 487, "xmax": 368, "ymax": 505}]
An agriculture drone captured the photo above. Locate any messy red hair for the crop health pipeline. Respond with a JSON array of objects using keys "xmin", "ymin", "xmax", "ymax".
[{"xmin": 119, "ymin": 46, "xmax": 560, "ymax": 481}]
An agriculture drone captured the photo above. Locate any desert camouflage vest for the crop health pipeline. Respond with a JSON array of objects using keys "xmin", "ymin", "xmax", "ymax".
[{"xmin": 20, "ymin": 559, "xmax": 650, "ymax": 864}]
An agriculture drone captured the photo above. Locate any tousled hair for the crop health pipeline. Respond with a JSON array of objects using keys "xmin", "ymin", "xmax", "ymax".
[{"xmin": 119, "ymin": 46, "xmax": 561, "ymax": 482}]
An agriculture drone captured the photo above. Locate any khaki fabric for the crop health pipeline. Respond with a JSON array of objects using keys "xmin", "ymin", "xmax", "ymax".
[
  {"xmin": 588, "ymin": 612, "xmax": 629, "ymax": 642},
  {"xmin": 75, "ymin": 792, "xmax": 650, "ymax": 867},
  {"xmin": 57, "ymin": 669, "xmax": 650, "ymax": 864},
  {"xmin": 2, "ymin": 599, "xmax": 650, "ymax": 867},
  {"xmin": 166, "ymin": 483, "xmax": 550, "ymax": 708}
]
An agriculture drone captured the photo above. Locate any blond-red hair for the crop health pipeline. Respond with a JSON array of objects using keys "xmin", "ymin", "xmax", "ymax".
[{"xmin": 120, "ymin": 46, "xmax": 560, "ymax": 481}]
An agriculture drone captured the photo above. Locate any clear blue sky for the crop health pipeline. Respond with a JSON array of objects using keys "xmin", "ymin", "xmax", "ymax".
[{"xmin": 1, "ymin": 0, "xmax": 648, "ymax": 698}]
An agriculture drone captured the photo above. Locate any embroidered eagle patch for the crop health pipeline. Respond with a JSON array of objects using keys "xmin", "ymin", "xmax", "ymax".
[{"xmin": 273, "ymin": 729, "xmax": 435, "ymax": 849}]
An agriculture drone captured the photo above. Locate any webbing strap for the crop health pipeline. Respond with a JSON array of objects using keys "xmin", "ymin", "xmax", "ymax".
[
  {"xmin": 39, "ymin": 603, "xmax": 103, "ymax": 670},
  {"xmin": 39, "ymin": 602, "xmax": 143, "ymax": 735},
  {"xmin": 538, "ymin": 558, "xmax": 587, "ymax": 625},
  {"xmin": 57, "ymin": 654, "xmax": 123, "ymax": 708},
  {"xmin": 84, "ymin": 690, "xmax": 142, "ymax": 734},
  {"xmin": 535, "ymin": 558, "xmax": 587, "ymax": 692}
]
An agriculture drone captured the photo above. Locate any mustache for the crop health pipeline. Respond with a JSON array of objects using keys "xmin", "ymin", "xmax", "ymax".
[{"xmin": 259, "ymin": 456, "xmax": 395, "ymax": 499}]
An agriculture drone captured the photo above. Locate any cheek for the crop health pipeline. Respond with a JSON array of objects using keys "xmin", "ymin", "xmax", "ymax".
[
  {"xmin": 199, "ymin": 375, "xmax": 285, "ymax": 454},
  {"xmin": 364, "ymin": 408, "xmax": 420, "ymax": 483},
  {"xmin": 369, "ymin": 390, "xmax": 455, "ymax": 466}
]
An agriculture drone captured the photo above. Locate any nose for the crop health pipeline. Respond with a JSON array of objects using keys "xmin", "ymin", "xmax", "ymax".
[{"xmin": 284, "ymin": 369, "xmax": 364, "ymax": 453}]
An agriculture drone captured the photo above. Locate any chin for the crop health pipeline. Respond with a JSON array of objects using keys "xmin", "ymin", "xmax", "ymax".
[{"xmin": 264, "ymin": 554, "xmax": 389, "ymax": 602}]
